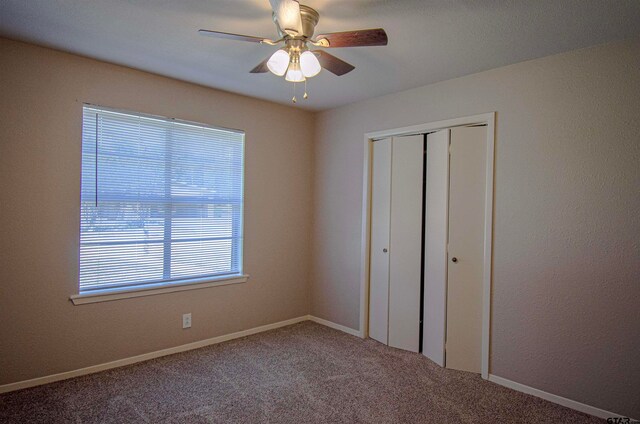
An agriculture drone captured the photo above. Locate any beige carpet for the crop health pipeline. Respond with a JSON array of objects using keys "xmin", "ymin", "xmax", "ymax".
[{"xmin": 0, "ymin": 321, "xmax": 602, "ymax": 423}]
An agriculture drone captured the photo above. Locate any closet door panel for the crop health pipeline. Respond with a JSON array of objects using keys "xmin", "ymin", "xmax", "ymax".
[
  {"xmin": 388, "ymin": 135, "xmax": 423, "ymax": 352},
  {"xmin": 423, "ymin": 129, "xmax": 450, "ymax": 366},
  {"xmin": 369, "ymin": 138, "xmax": 392, "ymax": 345},
  {"xmin": 446, "ymin": 126, "xmax": 487, "ymax": 373}
]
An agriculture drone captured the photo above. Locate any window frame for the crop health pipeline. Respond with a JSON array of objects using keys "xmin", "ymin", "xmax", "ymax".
[{"xmin": 71, "ymin": 104, "xmax": 248, "ymax": 305}]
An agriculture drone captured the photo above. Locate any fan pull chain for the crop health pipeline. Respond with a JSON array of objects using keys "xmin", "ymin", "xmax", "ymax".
[
  {"xmin": 303, "ymin": 79, "xmax": 309, "ymax": 100},
  {"xmin": 292, "ymin": 82, "xmax": 297, "ymax": 103}
]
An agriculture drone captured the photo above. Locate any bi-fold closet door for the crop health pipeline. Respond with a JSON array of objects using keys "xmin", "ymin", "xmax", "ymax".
[
  {"xmin": 369, "ymin": 135, "xmax": 423, "ymax": 353},
  {"xmin": 422, "ymin": 126, "xmax": 487, "ymax": 373},
  {"xmin": 369, "ymin": 126, "xmax": 488, "ymax": 374}
]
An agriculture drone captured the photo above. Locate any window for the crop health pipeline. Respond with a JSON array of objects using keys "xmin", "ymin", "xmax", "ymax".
[{"xmin": 78, "ymin": 106, "xmax": 245, "ymax": 296}]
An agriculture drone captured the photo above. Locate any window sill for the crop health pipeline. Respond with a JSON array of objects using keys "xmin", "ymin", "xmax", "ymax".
[{"xmin": 70, "ymin": 274, "xmax": 250, "ymax": 305}]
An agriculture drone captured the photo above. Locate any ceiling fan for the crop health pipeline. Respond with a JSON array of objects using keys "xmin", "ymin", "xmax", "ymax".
[{"xmin": 199, "ymin": 0, "xmax": 388, "ymax": 102}]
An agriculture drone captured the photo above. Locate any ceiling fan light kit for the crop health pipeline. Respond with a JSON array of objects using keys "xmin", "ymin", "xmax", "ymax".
[{"xmin": 199, "ymin": 0, "xmax": 388, "ymax": 103}]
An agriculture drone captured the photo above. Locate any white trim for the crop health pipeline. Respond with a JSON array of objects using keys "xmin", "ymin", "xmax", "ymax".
[
  {"xmin": 0, "ymin": 315, "xmax": 367, "ymax": 394},
  {"xmin": 0, "ymin": 315, "xmax": 307, "ymax": 394},
  {"xmin": 481, "ymin": 117, "xmax": 495, "ymax": 379},
  {"xmin": 366, "ymin": 113, "xmax": 494, "ymax": 141},
  {"xmin": 2, "ymin": 312, "xmax": 629, "ymax": 420},
  {"xmin": 70, "ymin": 274, "xmax": 250, "ymax": 305},
  {"xmin": 360, "ymin": 113, "xmax": 496, "ymax": 379},
  {"xmin": 488, "ymin": 374, "xmax": 630, "ymax": 420},
  {"xmin": 308, "ymin": 315, "xmax": 362, "ymax": 337},
  {"xmin": 359, "ymin": 138, "xmax": 373, "ymax": 340}
]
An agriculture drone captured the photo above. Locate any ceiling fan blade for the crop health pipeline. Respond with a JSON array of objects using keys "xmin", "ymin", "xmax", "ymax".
[
  {"xmin": 315, "ymin": 28, "xmax": 388, "ymax": 48},
  {"xmin": 250, "ymin": 57, "xmax": 271, "ymax": 73},
  {"xmin": 198, "ymin": 29, "xmax": 268, "ymax": 43},
  {"xmin": 269, "ymin": 0, "xmax": 303, "ymax": 36},
  {"xmin": 314, "ymin": 51, "xmax": 355, "ymax": 76}
]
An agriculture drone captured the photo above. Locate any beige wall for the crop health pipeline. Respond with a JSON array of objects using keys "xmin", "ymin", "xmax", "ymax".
[
  {"xmin": 311, "ymin": 38, "xmax": 640, "ymax": 418},
  {"xmin": 0, "ymin": 38, "xmax": 314, "ymax": 384}
]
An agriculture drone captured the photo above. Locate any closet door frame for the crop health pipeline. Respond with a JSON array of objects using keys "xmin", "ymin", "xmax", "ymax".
[{"xmin": 360, "ymin": 112, "xmax": 495, "ymax": 380}]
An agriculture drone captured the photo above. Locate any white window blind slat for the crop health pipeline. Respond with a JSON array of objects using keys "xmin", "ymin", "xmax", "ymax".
[{"xmin": 79, "ymin": 106, "xmax": 245, "ymax": 293}]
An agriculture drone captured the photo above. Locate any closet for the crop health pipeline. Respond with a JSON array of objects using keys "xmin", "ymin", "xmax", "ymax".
[{"xmin": 368, "ymin": 125, "xmax": 487, "ymax": 373}]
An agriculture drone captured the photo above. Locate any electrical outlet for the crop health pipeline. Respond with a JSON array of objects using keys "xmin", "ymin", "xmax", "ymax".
[{"xmin": 182, "ymin": 313, "xmax": 192, "ymax": 329}]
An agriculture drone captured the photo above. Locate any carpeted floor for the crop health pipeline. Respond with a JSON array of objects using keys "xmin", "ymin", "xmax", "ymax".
[{"xmin": 0, "ymin": 321, "xmax": 602, "ymax": 423}]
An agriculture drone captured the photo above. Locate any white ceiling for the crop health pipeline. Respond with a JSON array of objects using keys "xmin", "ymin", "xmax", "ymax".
[{"xmin": 1, "ymin": 0, "xmax": 639, "ymax": 111}]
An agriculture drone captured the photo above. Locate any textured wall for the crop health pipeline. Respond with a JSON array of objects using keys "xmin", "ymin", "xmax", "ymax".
[
  {"xmin": 311, "ymin": 38, "xmax": 640, "ymax": 418},
  {"xmin": 0, "ymin": 38, "xmax": 314, "ymax": 385}
]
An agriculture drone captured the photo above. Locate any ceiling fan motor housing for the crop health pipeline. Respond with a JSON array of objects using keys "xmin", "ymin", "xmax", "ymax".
[{"xmin": 273, "ymin": 4, "xmax": 319, "ymax": 39}]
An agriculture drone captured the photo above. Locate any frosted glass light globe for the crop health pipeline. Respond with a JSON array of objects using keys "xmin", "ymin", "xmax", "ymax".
[
  {"xmin": 267, "ymin": 49, "xmax": 290, "ymax": 76},
  {"xmin": 300, "ymin": 51, "xmax": 321, "ymax": 78},
  {"xmin": 285, "ymin": 62, "xmax": 305, "ymax": 82}
]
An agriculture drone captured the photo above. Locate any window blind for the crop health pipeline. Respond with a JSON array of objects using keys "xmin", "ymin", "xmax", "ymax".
[{"xmin": 79, "ymin": 106, "xmax": 244, "ymax": 293}]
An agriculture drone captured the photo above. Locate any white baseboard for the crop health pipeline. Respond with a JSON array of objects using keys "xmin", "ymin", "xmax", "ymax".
[
  {"xmin": 5, "ymin": 319, "xmax": 626, "ymax": 421},
  {"xmin": 308, "ymin": 315, "xmax": 362, "ymax": 337},
  {"xmin": 0, "ymin": 315, "xmax": 309, "ymax": 394},
  {"xmin": 488, "ymin": 374, "xmax": 630, "ymax": 420},
  {"xmin": 0, "ymin": 315, "xmax": 361, "ymax": 394}
]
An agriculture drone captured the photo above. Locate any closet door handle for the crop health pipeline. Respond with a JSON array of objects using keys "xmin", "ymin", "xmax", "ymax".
[
  {"xmin": 383, "ymin": 248, "xmax": 388, "ymax": 253},
  {"xmin": 451, "ymin": 257, "xmax": 458, "ymax": 263}
]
